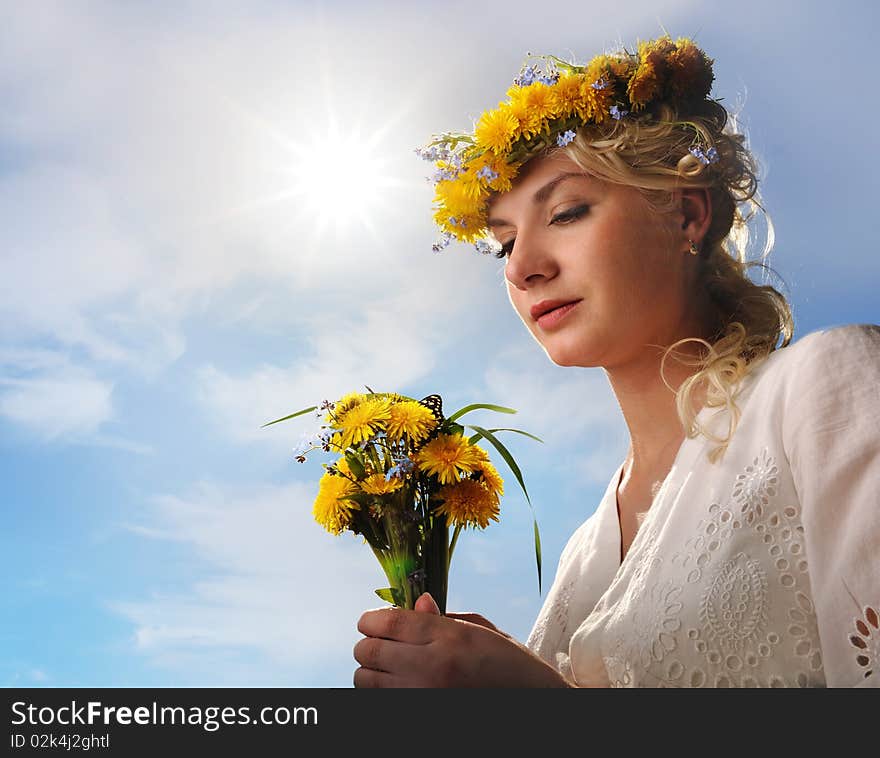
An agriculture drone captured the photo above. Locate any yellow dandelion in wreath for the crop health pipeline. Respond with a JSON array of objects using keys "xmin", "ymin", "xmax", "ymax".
[
  {"xmin": 579, "ymin": 78, "xmax": 612, "ymax": 123},
  {"xmin": 485, "ymin": 154, "xmax": 517, "ymax": 193},
  {"xmin": 583, "ymin": 55, "xmax": 613, "ymax": 88},
  {"xmin": 334, "ymin": 396, "xmax": 391, "ymax": 449},
  {"xmin": 628, "ymin": 37, "xmax": 676, "ymax": 110},
  {"xmin": 313, "ymin": 468, "xmax": 360, "ymax": 535},
  {"xmin": 415, "ymin": 433, "xmax": 483, "ymax": 485},
  {"xmin": 435, "ymin": 177, "xmax": 482, "ymax": 218},
  {"xmin": 666, "ymin": 37, "xmax": 714, "ymax": 101},
  {"xmin": 360, "ymin": 473, "xmax": 404, "ymax": 496},
  {"xmin": 434, "ymin": 479, "xmax": 500, "ymax": 530},
  {"xmin": 505, "ymin": 86, "xmax": 543, "ymax": 139},
  {"xmin": 522, "ymin": 81, "xmax": 556, "ymax": 127},
  {"xmin": 474, "ymin": 105, "xmax": 519, "ymax": 155},
  {"xmin": 549, "ymin": 73, "xmax": 587, "ymax": 120},
  {"xmin": 386, "ymin": 400, "xmax": 437, "ymax": 444},
  {"xmin": 627, "ymin": 60, "xmax": 659, "ymax": 111}
]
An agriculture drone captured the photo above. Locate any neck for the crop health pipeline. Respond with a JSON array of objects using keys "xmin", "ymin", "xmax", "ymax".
[{"xmin": 605, "ymin": 340, "xmax": 706, "ymax": 476}]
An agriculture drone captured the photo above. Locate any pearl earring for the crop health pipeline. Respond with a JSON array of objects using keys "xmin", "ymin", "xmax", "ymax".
[{"xmin": 688, "ymin": 239, "xmax": 700, "ymax": 256}]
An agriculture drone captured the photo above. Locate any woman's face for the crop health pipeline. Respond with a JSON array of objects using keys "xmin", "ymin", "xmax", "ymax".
[{"xmin": 489, "ymin": 152, "xmax": 697, "ymax": 369}]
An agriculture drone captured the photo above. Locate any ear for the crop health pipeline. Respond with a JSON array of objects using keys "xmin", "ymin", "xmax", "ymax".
[{"xmin": 678, "ymin": 188, "xmax": 712, "ymax": 248}]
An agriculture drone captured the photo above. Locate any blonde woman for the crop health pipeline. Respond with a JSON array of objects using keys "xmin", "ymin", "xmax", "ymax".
[{"xmin": 353, "ymin": 36, "xmax": 880, "ymax": 688}]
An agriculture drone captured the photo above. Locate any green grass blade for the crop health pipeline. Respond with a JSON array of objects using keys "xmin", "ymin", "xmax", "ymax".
[
  {"xmin": 466, "ymin": 425, "xmax": 530, "ymax": 505},
  {"xmin": 468, "ymin": 423, "xmax": 543, "ymax": 595},
  {"xmin": 261, "ymin": 406, "xmax": 318, "ymax": 428},
  {"xmin": 484, "ymin": 427, "xmax": 544, "ymax": 444},
  {"xmin": 447, "ymin": 403, "xmax": 517, "ymax": 424},
  {"xmin": 533, "ymin": 519, "xmax": 543, "ymax": 594}
]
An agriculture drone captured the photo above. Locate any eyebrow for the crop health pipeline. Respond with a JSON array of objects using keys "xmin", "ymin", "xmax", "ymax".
[{"xmin": 487, "ymin": 172, "xmax": 589, "ymax": 229}]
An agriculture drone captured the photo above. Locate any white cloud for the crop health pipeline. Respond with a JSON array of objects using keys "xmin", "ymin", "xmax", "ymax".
[
  {"xmin": 0, "ymin": 0, "xmax": 700, "ymax": 446},
  {"xmin": 194, "ymin": 257, "xmax": 499, "ymax": 447},
  {"xmin": 0, "ymin": 367, "xmax": 113, "ymax": 440},
  {"xmin": 114, "ymin": 479, "xmax": 388, "ymax": 685},
  {"xmin": 0, "ymin": 347, "xmax": 151, "ymax": 448}
]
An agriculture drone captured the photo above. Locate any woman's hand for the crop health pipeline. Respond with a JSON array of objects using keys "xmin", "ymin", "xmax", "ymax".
[{"xmin": 353, "ymin": 592, "xmax": 575, "ymax": 688}]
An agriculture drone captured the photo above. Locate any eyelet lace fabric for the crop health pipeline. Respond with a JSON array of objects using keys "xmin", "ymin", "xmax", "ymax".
[
  {"xmin": 849, "ymin": 606, "xmax": 879, "ymax": 681},
  {"xmin": 592, "ymin": 448, "xmax": 825, "ymax": 687},
  {"xmin": 526, "ymin": 326, "xmax": 880, "ymax": 688}
]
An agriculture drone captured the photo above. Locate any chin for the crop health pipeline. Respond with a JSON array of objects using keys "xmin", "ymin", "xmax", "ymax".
[
  {"xmin": 541, "ymin": 344, "xmax": 599, "ymax": 368},
  {"xmin": 535, "ymin": 330, "xmax": 610, "ymax": 368}
]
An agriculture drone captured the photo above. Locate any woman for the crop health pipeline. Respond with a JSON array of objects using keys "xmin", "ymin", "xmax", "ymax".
[{"xmin": 353, "ymin": 36, "xmax": 880, "ymax": 687}]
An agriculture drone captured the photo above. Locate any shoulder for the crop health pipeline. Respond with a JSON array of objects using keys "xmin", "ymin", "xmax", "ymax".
[
  {"xmin": 750, "ymin": 323, "xmax": 880, "ymax": 395},
  {"xmin": 744, "ymin": 324, "xmax": 880, "ymax": 445},
  {"xmin": 779, "ymin": 323, "xmax": 879, "ymax": 363}
]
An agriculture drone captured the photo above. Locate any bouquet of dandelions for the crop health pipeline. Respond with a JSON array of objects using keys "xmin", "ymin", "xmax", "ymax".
[{"xmin": 264, "ymin": 390, "xmax": 541, "ymax": 613}]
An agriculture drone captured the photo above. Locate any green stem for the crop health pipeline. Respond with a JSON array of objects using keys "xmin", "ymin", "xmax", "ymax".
[
  {"xmin": 447, "ymin": 524, "xmax": 463, "ymax": 572},
  {"xmin": 425, "ymin": 513, "xmax": 449, "ymax": 615}
]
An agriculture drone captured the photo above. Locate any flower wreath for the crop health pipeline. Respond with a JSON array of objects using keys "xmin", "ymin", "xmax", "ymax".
[{"xmin": 417, "ymin": 35, "xmax": 719, "ymax": 254}]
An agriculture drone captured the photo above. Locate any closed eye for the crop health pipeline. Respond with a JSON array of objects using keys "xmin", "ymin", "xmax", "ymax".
[
  {"xmin": 497, "ymin": 204, "xmax": 589, "ymax": 259},
  {"xmin": 551, "ymin": 204, "xmax": 589, "ymax": 225}
]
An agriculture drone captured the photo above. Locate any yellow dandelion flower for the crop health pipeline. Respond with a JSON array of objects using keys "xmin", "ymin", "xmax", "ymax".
[
  {"xmin": 523, "ymin": 82, "xmax": 556, "ymax": 128},
  {"xmin": 474, "ymin": 105, "xmax": 520, "ymax": 155},
  {"xmin": 460, "ymin": 174, "xmax": 488, "ymax": 202},
  {"xmin": 608, "ymin": 54, "xmax": 636, "ymax": 81},
  {"xmin": 326, "ymin": 391, "xmax": 366, "ymax": 424},
  {"xmin": 463, "ymin": 153, "xmax": 517, "ymax": 194},
  {"xmin": 486, "ymin": 155, "xmax": 517, "ymax": 193},
  {"xmin": 434, "ymin": 206, "xmax": 488, "ymax": 242},
  {"xmin": 579, "ymin": 78, "xmax": 612, "ymax": 123},
  {"xmin": 629, "ymin": 37, "xmax": 676, "ymax": 109},
  {"xmin": 336, "ymin": 396, "xmax": 391, "ymax": 449},
  {"xmin": 475, "ymin": 458, "xmax": 504, "ymax": 498},
  {"xmin": 386, "ymin": 400, "xmax": 437, "ymax": 444},
  {"xmin": 627, "ymin": 59, "xmax": 659, "ymax": 110},
  {"xmin": 584, "ymin": 55, "xmax": 612, "ymax": 87},
  {"xmin": 415, "ymin": 433, "xmax": 483, "ymax": 485},
  {"xmin": 466, "ymin": 446, "xmax": 504, "ymax": 496},
  {"xmin": 505, "ymin": 86, "xmax": 543, "ymax": 138},
  {"xmin": 549, "ymin": 73, "xmax": 586, "ymax": 119},
  {"xmin": 360, "ymin": 473, "xmax": 404, "ymax": 495},
  {"xmin": 434, "ymin": 479, "xmax": 500, "ymax": 530},
  {"xmin": 313, "ymin": 469, "xmax": 360, "ymax": 535},
  {"xmin": 435, "ymin": 178, "xmax": 482, "ymax": 218},
  {"xmin": 667, "ymin": 38, "xmax": 714, "ymax": 101},
  {"xmin": 458, "ymin": 213, "xmax": 489, "ymax": 243}
]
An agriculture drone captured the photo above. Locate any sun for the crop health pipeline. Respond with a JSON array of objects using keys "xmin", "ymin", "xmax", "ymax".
[
  {"xmin": 198, "ymin": 75, "xmax": 417, "ymax": 259},
  {"xmin": 283, "ymin": 123, "xmax": 394, "ymax": 239}
]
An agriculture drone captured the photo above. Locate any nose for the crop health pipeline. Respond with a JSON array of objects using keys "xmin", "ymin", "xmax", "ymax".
[{"xmin": 504, "ymin": 227, "xmax": 558, "ymax": 291}]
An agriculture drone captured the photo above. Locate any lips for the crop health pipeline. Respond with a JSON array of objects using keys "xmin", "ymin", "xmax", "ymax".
[{"xmin": 530, "ymin": 299, "xmax": 582, "ymax": 321}]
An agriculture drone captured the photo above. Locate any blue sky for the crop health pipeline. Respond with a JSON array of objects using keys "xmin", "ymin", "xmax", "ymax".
[{"xmin": 1, "ymin": 0, "xmax": 877, "ymax": 687}]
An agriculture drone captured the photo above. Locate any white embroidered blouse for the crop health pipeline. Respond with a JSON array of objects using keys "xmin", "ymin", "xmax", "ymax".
[{"xmin": 526, "ymin": 324, "xmax": 880, "ymax": 687}]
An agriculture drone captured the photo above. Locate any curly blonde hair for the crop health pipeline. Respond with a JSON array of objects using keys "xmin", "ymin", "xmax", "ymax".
[{"xmin": 561, "ymin": 99, "xmax": 793, "ymax": 461}]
